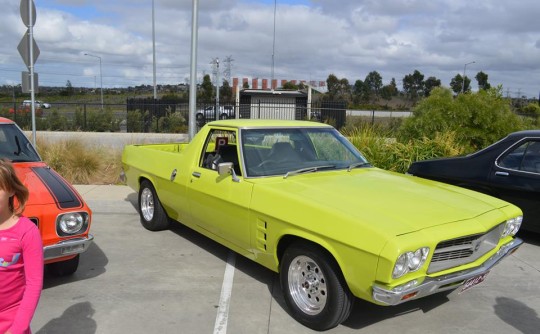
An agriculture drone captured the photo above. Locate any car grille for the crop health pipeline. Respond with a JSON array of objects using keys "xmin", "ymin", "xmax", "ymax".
[
  {"xmin": 29, "ymin": 217, "xmax": 39, "ymax": 227},
  {"xmin": 427, "ymin": 224, "xmax": 504, "ymax": 274}
]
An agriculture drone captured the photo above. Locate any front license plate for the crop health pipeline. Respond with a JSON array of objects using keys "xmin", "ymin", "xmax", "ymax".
[{"xmin": 459, "ymin": 272, "xmax": 489, "ymax": 294}]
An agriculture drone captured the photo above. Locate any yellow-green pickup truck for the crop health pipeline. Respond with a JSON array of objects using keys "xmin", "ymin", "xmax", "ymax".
[{"xmin": 121, "ymin": 119, "xmax": 523, "ymax": 331}]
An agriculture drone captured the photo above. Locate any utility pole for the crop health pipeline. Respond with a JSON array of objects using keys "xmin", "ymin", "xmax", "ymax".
[
  {"xmin": 211, "ymin": 58, "xmax": 220, "ymax": 115},
  {"xmin": 462, "ymin": 61, "xmax": 475, "ymax": 93},
  {"xmin": 223, "ymin": 55, "xmax": 234, "ymax": 85},
  {"xmin": 188, "ymin": 0, "xmax": 199, "ymax": 140}
]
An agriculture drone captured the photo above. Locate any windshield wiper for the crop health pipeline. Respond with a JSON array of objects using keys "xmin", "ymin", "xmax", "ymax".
[
  {"xmin": 347, "ymin": 162, "xmax": 371, "ymax": 172},
  {"xmin": 284, "ymin": 165, "xmax": 336, "ymax": 178}
]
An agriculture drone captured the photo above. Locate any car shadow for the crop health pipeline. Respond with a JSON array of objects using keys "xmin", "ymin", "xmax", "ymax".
[
  {"xmin": 160, "ymin": 216, "xmax": 457, "ymax": 330},
  {"xmin": 494, "ymin": 297, "xmax": 539, "ymax": 334},
  {"xmin": 518, "ymin": 230, "xmax": 540, "ymax": 246},
  {"xmin": 342, "ymin": 292, "xmax": 452, "ymax": 329},
  {"xmin": 35, "ymin": 301, "xmax": 97, "ymax": 334},
  {"xmin": 43, "ymin": 242, "xmax": 108, "ymax": 289},
  {"xmin": 125, "ymin": 192, "xmax": 138, "ymax": 210}
]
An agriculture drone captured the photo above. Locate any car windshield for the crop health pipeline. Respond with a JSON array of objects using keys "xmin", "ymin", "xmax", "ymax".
[
  {"xmin": 241, "ymin": 127, "xmax": 369, "ymax": 177},
  {"xmin": 0, "ymin": 124, "xmax": 41, "ymax": 162}
]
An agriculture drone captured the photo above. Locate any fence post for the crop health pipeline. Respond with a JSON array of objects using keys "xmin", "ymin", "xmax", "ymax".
[
  {"xmin": 371, "ymin": 110, "xmax": 375, "ymax": 125},
  {"xmin": 84, "ymin": 103, "xmax": 87, "ymax": 130}
]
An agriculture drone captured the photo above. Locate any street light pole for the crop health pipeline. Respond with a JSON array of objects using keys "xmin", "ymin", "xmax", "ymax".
[
  {"xmin": 462, "ymin": 61, "xmax": 475, "ymax": 93},
  {"xmin": 152, "ymin": 0, "xmax": 157, "ymax": 100},
  {"xmin": 85, "ymin": 53, "xmax": 104, "ymax": 110}
]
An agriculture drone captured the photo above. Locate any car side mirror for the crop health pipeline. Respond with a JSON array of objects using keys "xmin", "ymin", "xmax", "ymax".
[{"xmin": 217, "ymin": 162, "xmax": 240, "ymax": 182}]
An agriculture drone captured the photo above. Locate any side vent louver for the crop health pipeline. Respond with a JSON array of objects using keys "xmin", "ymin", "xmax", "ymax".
[{"xmin": 256, "ymin": 219, "xmax": 267, "ymax": 251}]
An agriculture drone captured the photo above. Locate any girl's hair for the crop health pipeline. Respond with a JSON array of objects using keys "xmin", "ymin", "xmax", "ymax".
[{"xmin": 0, "ymin": 158, "xmax": 29, "ymax": 215}]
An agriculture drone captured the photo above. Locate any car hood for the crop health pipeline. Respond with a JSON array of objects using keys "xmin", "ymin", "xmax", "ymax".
[
  {"xmin": 250, "ymin": 168, "xmax": 510, "ymax": 236},
  {"xmin": 14, "ymin": 162, "xmax": 86, "ymax": 210}
]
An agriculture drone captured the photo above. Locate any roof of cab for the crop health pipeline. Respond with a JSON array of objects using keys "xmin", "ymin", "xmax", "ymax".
[{"xmin": 206, "ymin": 119, "xmax": 332, "ymax": 129}]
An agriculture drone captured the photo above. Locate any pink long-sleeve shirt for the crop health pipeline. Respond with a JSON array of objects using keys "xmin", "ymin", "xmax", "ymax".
[{"xmin": 0, "ymin": 217, "xmax": 43, "ymax": 334}]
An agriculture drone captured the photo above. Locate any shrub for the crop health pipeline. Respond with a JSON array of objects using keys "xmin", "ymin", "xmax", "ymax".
[
  {"xmin": 343, "ymin": 125, "xmax": 464, "ymax": 173},
  {"xmin": 86, "ymin": 109, "xmax": 114, "ymax": 131},
  {"xmin": 399, "ymin": 87, "xmax": 525, "ymax": 151}
]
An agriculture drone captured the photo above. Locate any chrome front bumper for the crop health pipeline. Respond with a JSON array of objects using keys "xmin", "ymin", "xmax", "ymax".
[
  {"xmin": 372, "ymin": 238, "xmax": 523, "ymax": 306},
  {"xmin": 43, "ymin": 234, "xmax": 94, "ymax": 261}
]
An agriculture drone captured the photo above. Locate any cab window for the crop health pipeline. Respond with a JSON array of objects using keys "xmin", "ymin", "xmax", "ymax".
[{"xmin": 199, "ymin": 129, "xmax": 241, "ymax": 175}]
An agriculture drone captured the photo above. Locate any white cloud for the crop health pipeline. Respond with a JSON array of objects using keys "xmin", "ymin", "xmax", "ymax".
[{"xmin": 0, "ymin": 0, "xmax": 538, "ymax": 97}]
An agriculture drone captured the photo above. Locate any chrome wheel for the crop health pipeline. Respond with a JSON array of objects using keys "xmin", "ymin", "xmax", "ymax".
[
  {"xmin": 140, "ymin": 187, "xmax": 154, "ymax": 221},
  {"xmin": 288, "ymin": 255, "xmax": 327, "ymax": 315}
]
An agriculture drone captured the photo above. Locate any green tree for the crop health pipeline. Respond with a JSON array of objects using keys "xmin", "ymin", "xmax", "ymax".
[
  {"xmin": 450, "ymin": 74, "xmax": 471, "ymax": 94},
  {"xmin": 282, "ymin": 81, "xmax": 299, "ymax": 90},
  {"xmin": 326, "ymin": 74, "xmax": 340, "ymax": 99},
  {"xmin": 220, "ymin": 80, "xmax": 233, "ymax": 103},
  {"xmin": 400, "ymin": 87, "xmax": 525, "ymax": 150},
  {"xmin": 325, "ymin": 74, "xmax": 350, "ymax": 101},
  {"xmin": 389, "ymin": 78, "xmax": 398, "ymax": 96},
  {"xmin": 380, "ymin": 84, "xmax": 397, "ymax": 101},
  {"xmin": 352, "ymin": 80, "xmax": 369, "ymax": 104},
  {"xmin": 402, "ymin": 70, "xmax": 424, "ymax": 100},
  {"xmin": 364, "ymin": 71, "xmax": 383, "ymax": 101},
  {"xmin": 60, "ymin": 80, "xmax": 75, "ymax": 96},
  {"xmin": 200, "ymin": 74, "xmax": 214, "ymax": 102},
  {"xmin": 423, "ymin": 76, "xmax": 441, "ymax": 97},
  {"xmin": 475, "ymin": 71, "xmax": 491, "ymax": 90}
]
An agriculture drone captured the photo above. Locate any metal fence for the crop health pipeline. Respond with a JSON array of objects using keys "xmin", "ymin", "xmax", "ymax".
[{"xmin": 0, "ymin": 100, "xmax": 349, "ymax": 132}]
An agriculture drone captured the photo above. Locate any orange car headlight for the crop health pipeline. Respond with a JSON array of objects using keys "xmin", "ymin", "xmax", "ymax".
[{"xmin": 57, "ymin": 212, "xmax": 89, "ymax": 236}]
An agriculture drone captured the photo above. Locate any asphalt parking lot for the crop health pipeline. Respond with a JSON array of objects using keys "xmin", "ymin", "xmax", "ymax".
[{"xmin": 31, "ymin": 185, "xmax": 540, "ymax": 334}]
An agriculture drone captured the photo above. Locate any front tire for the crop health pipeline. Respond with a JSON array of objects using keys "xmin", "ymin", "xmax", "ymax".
[
  {"xmin": 139, "ymin": 180, "xmax": 170, "ymax": 231},
  {"xmin": 280, "ymin": 242, "xmax": 353, "ymax": 331},
  {"xmin": 47, "ymin": 254, "xmax": 79, "ymax": 276}
]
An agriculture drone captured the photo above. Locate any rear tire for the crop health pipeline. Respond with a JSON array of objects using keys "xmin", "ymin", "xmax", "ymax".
[
  {"xmin": 139, "ymin": 180, "xmax": 170, "ymax": 231},
  {"xmin": 280, "ymin": 242, "xmax": 353, "ymax": 331},
  {"xmin": 47, "ymin": 254, "xmax": 79, "ymax": 276}
]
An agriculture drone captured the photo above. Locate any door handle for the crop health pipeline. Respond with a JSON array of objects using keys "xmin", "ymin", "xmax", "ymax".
[
  {"xmin": 495, "ymin": 171, "xmax": 509, "ymax": 176},
  {"xmin": 192, "ymin": 171, "xmax": 201, "ymax": 178}
]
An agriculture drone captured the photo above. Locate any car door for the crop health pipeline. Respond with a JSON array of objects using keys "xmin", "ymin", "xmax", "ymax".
[
  {"xmin": 186, "ymin": 128, "xmax": 253, "ymax": 251},
  {"xmin": 491, "ymin": 139, "xmax": 540, "ymax": 232}
]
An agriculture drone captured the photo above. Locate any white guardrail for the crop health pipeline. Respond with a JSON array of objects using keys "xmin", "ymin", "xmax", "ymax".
[{"xmin": 346, "ymin": 110, "xmax": 412, "ymax": 118}]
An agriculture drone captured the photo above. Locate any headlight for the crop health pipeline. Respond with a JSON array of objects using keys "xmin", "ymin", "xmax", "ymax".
[
  {"xmin": 57, "ymin": 212, "xmax": 89, "ymax": 236},
  {"xmin": 501, "ymin": 216, "xmax": 522, "ymax": 238},
  {"xmin": 392, "ymin": 247, "xmax": 430, "ymax": 279}
]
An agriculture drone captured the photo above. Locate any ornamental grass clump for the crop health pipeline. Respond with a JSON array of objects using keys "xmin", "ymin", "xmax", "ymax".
[
  {"xmin": 36, "ymin": 138, "xmax": 123, "ymax": 184},
  {"xmin": 343, "ymin": 125, "xmax": 464, "ymax": 173}
]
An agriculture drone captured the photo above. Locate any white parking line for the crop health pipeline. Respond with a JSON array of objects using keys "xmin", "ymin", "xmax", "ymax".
[{"xmin": 213, "ymin": 252, "xmax": 236, "ymax": 334}]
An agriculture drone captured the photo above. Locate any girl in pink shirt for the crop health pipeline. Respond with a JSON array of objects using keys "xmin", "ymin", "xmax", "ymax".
[{"xmin": 0, "ymin": 159, "xmax": 43, "ymax": 334}]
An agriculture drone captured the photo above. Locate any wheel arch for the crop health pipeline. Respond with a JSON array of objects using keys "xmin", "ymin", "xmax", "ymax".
[
  {"xmin": 276, "ymin": 234, "xmax": 346, "ymax": 281},
  {"xmin": 275, "ymin": 232, "xmax": 375, "ymax": 300}
]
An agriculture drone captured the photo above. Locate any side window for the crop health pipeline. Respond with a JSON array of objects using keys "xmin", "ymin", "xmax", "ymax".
[
  {"xmin": 199, "ymin": 129, "xmax": 241, "ymax": 175},
  {"xmin": 499, "ymin": 142, "xmax": 527, "ymax": 170},
  {"xmin": 499, "ymin": 140, "xmax": 540, "ymax": 174},
  {"xmin": 521, "ymin": 141, "xmax": 540, "ymax": 173}
]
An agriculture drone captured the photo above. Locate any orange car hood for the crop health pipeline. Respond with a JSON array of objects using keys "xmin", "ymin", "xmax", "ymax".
[{"xmin": 14, "ymin": 162, "xmax": 85, "ymax": 210}]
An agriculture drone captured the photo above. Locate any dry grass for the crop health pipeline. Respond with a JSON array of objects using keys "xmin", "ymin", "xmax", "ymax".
[{"xmin": 36, "ymin": 138, "xmax": 123, "ymax": 185}]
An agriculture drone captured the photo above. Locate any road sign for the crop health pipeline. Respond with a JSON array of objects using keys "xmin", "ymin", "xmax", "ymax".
[
  {"xmin": 22, "ymin": 71, "xmax": 39, "ymax": 93},
  {"xmin": 20, "ymin": 0, "xmax": 36, "ymax": 27},
  {"xmin": 17, "ymin": 30, "xmax": 40, "ymax": 68}
]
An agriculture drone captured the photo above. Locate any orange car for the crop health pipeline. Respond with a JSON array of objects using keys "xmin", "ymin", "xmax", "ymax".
[{"xmin": 0, "ymin": 117, "xmax": 93, "ymax": 275}]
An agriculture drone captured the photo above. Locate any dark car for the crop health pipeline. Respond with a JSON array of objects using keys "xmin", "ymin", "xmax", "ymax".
[{"xmin": 407, "ymin": 130, "xmax": 540, "ymax": 233}]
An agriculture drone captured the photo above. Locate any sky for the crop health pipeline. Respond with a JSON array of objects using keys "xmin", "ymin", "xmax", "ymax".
[{"xmin": 1, "ymin": 0, "xmax": 539, "ymax": 98}]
